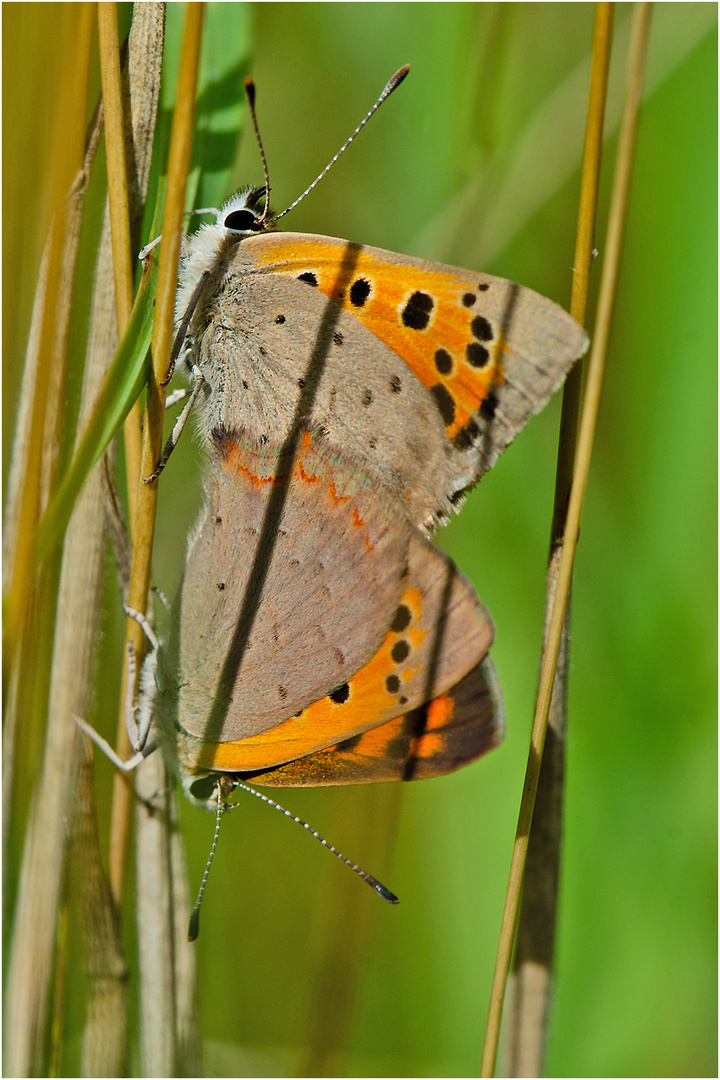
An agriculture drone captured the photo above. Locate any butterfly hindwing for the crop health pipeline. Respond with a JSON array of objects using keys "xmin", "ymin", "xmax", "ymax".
[
  {"xmin": 235, "ymin": 657, "xmax": 505, "ymax": 786},
  {"xmin": 179, "ymin": 523, "xmax": 496, "ymax": 777}
]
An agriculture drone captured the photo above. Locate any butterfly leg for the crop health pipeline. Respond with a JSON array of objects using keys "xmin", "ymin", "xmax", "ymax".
[
  {"xmin": 72, "ymin": 619, "xmax": 157, "ymax": 772},
  {"xmin": 143, "ymin": 372, "xmax": 205, "ymax": 483},
  {"xmin": 74, "ymin": 618, "xmax": 159, "ymax": 773},
  {"xmin": 122, "ymin": 603, "xmax": 166, "ymax": 751},
  {"xmin": 137, "ymin": 209, "xmax": 219, "ymax": 262},
  {"xmin": 74, "ymin": 715, "xmax": 149, "ymax": 773},
  {"xmin": 143, "ymin": 266, "xmax": 213, "ymax": 483},
  {"xmin": 74, "ymin": 697, "xmax": 165, "ymax": 819},
  {"xmin": 74, "ymin": 600, "xmax": 166, "ymax": 793},
  {"xmin": 138, "ymin": 234, "xmax": 163, "ymax": 261},
  {"xmin": 160, "ymin": 267, "xmax": 212, "ymax": 388},
  {"xmin": 151, "ymin": 584, "xmax": 171, "ymax": 614},
  {"xmin": 123, "ymin": 604, "xmax": 159, "ymax": 654}
]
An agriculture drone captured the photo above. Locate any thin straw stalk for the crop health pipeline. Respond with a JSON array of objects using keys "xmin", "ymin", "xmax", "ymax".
[
  {"xmin": 503, "ymin": 5, "xmax": 614, "ymax": 1075},
  {"xmin": 124, "ymin": 6, "xmax": 204, "ymax": 1074},
  {"xmin": 480, "ymin": 4, "xmax": 654, "ymax": 1075}
]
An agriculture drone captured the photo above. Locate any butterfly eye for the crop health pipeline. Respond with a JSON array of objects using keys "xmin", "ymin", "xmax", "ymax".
[
  {"xmin": 223, "ymin": 208, "xmax": 259, "ymax": 232},
  {"xmin": 188, "ymin": 774, "xmax": 218, "ymax": 802}
]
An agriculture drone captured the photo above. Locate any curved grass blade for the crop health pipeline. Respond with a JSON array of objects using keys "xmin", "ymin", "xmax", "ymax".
[{"xmin": 35, "ymin": 255, "xmax": 158, "ymax": 567}]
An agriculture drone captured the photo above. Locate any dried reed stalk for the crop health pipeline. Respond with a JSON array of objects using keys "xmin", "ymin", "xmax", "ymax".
[
  {"xmin": 126, "ymin": 6, "xmax": 204, "ymax": 1074},
  {"xmin": 481, "ymin": 4, "xmax": 654, "ymax": 1075},
  {"xmin": 503, "ymin": 5, "xmax": 614, "ymax": 1076},
  {"xmin": 4, "ymin": 5, "xmax": 170, "ymax": 1074},
  {"xmin": 4, "ymin": 9, "xmax": 98, "ymax": 1074}
]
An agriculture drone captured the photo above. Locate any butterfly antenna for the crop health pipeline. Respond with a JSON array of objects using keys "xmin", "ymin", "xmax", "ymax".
[
  {"xmin": 273, "ymin": 64, "xmax": 410, "ymax": 224},
  {"xmin": 188, "ymin": 785, "xmax": 226, "ymax": 941},
  {"xmin": 244, "ymin": 77, "xmax": 272, "ymax": 226},
  {"xmin": 232, "ymin": 780, "xmax": 399, "ymax": 904}
]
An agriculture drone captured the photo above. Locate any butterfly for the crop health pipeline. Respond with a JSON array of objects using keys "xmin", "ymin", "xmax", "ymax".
[{"xmin": 149, "ymin": 184, "xmax": 588, "ymax": 811}]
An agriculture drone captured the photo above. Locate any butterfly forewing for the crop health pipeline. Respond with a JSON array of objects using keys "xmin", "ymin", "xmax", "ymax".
[
  {"xmin": 172, "ymin": 430, "xmax": 411, "ymax": 744},
  {"xmin": 242, "ymin": 232, "xmax": 588, "ymax": 518}
]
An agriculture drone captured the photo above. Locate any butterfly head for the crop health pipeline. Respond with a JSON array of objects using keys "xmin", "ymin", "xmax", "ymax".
[
  {"xmin": 175, "ymin": 185, "xmax": 277, "ymax": 332},
  {"xmin": 215, "ymin": 186, "xmax": 276, "ymax": 237},
  {"xmin": 181, "ymin": 767, "xmax": 237, "ymax": 812}
]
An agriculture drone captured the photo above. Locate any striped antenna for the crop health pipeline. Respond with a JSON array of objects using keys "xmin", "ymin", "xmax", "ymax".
[
  {"xmin": 243, "ymin": 77, "xmax": 273, "ymax": 226},
  {"xmin": 273, "ymin": 65, "xmax": 410, "ymax": 223},
  {"xmin": 188, "ymin": 785, "xmax": 226, "ymax": 942},
  {"xmin": 188, "ymin": 776, "xmax": 399, "ymax": 939},
  {"xmin": 232, "ymin": 780, "xmax": 399, "ymax": 903}
]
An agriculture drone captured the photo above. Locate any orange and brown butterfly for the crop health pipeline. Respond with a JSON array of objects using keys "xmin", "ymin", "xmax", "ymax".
[{"xmin": 152, "ymin": 176, "xmax": 588, "ymax": 811}]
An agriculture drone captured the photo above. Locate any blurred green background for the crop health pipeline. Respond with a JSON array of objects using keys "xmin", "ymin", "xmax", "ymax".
[{"xmin": 4, "ymin": 4, "xmax": 717, "ymax": 1076}]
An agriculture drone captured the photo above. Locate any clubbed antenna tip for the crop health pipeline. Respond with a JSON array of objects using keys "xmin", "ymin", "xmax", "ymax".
[{"xmin": 274, "ymin": 64, "xmax": 412, "ymax": 223}]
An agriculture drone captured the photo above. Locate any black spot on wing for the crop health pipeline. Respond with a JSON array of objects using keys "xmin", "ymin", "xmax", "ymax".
[
  {"xmin": 471, "ymin": 315, "xmax": 493, "ymax": 341},
  {"xmin": 430, "ymin": 383, "xmax": 456, "ymax": 427},
  {"xmin": 330, "ymin": 683, "xmax": 350, "ymax": 705},
  {"xmin": 391, "ymin": 640, "xmax": 410, "ymax": 663},
  {"xmin": 350, "ymin": 278, "xmax": 371, "ymax": 307},
  {"xmin": 480, "ymin": 390, "xmax": 499, "ymax": 421},
  {"xmin": 466, "ymin": 342, "xmax": 489, "ymax": 368},
  {"xmin": 401, "ymin": 290, "xmax": 434, "ymax": 330},
  {"xmin": 452, "ymin": 418, "xmax": 481, "ymax": 451},
  {"xmin": 434, "ymin": 348, "xmax": 452, "ymax": 374}
]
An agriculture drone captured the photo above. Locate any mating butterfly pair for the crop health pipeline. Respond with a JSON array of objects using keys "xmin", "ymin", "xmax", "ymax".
[{"xmin": 148, "ymin": 186, "xmax": 586, "ymax": 810}]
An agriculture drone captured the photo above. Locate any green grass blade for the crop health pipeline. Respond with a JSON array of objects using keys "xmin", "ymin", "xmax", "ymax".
[{"xmin": 35, "ymin": 257, "xmax": 157, "ymax": 566}]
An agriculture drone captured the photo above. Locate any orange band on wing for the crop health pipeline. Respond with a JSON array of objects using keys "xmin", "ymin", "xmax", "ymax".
[
  {"xmin": 344, "ymin": 692, "xmax": 453, "ymax": 762},
  {"xmin": 220, "ymin": 430, "xmax": 376, "ymax": 549},
  {"xmin": 188, "ymin": 587, "xmax": 425, "ymax": 772},
  {"xmin": 251, "ymin": 240, "xmax": 507, "ymax": 439}
]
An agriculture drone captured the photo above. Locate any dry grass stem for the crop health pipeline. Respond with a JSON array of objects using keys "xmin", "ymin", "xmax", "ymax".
[
  {"xmin": 503, "ymin": 5, "xmax": 614, "ymax": 1076},
  {"xmin": 97, "ymin": 3, "xmax": 135, "ymax": 334},
  {"xmin": 120, "ymin": 1, "xmax": 166, "ymax": 524},
  {"xmin": 105, "ymin": 0, "xmax": 166, "ymax": 908},
  {"xmin": 123, "ymin": 1, "xmax": 203, "ymax": 668},
  {"xmin": 2, "ymin": 7, "xmax": 95, "ymax": 674},
  {"xmin": 122, "ymin": 6, "xmax": 204, "ymax": 1070},
  {"xmin": 4, "ymin": 7, "xmax": 171, "ymax": 1075},
  {"xmin": 4, "ymin": 197, "xmax": 118, "ymax": 1078},
  {"xmin": 72, "ymin": 739, "xmax": 128, "ymax": 1076},
  {"xmin": 2, "ymin": 24, "xmax": 103, "ymax": 874},
  {"xmin": 133, "ymin": 748, "xmax": 200, "ymax": 1076},
  {"xmin": 171, "ymin": 813, "xmax": 202, "ymax": 1075},
  {"xmin": 481, "ymin": 4, "xmax": 653, "ymax": 1075},
  {"xmin": 135, "ymin": 752, "xmax": 177, "ymax": 1075},
  {"xmin": 3, "ymin": 10, "xmax": 98, "ymax": 1074},
  {"xmin": 97, "ymin": 3, "xmax": 143, "ymax": 523}
]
